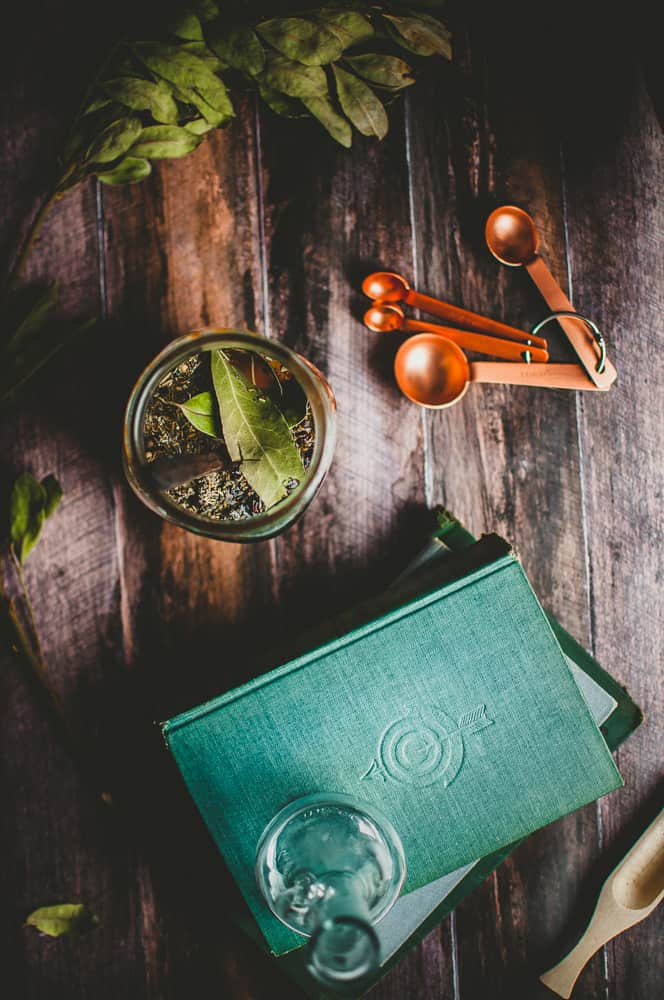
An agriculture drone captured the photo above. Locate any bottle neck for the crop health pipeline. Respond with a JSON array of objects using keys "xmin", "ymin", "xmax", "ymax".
[{"xmin": 306, "ymin": 872, "xmax": 380, "ymax": 989}]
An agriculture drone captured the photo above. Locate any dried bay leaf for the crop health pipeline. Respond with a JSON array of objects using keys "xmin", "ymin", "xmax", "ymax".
[
  {"xmin": 178, "ymin": 40, "xmax": 226, "ymax": 71},
  {"xmin": 258, "ymin": 82, "xmax": 306, "ymax": 118},
  {"xmin": 257, "ymin": 17, "xmax": 344, "ymax": 66},
  {"xmin": 129, "ymin": 125, "xmax": 201, "ymax": 159},
  {"xmin": 344, "ymin": 54, "xmax": 415, "ymax": 90},
  {"xmin": 302, "ymin": 95, "xmax": 352, "ymax": 147},
  {"xmin": 313, "ymin": 10, "xmax": 374, "ymax": 49},
  {"xmin": 96, "ymin": 156, "xmax": 152, "ymax": 184},
  {"xmin": 182, "ymin": 117, "xmax": 216, "ymax": 134},
  {"xmin": 25, "ymin": 903, "xmax": 98, "ymax": 939},
  {"xmin": 333, "ymin": 66, "xmax": 388, "ymax": 139},
  {"xmin": 260, "ymin": 52, "xmax": 328, "ymax": 99},
  {"xmin": 211, "ymin": 350, "xmax": 304, "ymax": 510},
  {"xmin": 168, "ymin": 10, "xmax": 204, "ymax": 42},
  {"xmin": 177, "ymin": 391, "xmax": 221, "ymax": 437},
  {"xmin": 100, "ymin": 78, "xmax": 179, "ymax": 124},
  {"xmin": 133, "ymin": 43, "xmax": 233, "ymax": 118},
  {"xmin": 206, "ymin": 23, "xmax": 265, "ymax": 76},
  {"xmin": 85, "ymin": 116, "xmax": 143, "ymax": 165},
  {"xmin": 382, "ymin": 13, "xmax": 452, "ymax": 59}
]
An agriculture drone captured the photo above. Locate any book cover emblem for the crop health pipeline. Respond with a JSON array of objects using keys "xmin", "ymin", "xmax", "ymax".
[{"xmin": 361, "ymin": 705, "xmax": 493, "ymax": 789}]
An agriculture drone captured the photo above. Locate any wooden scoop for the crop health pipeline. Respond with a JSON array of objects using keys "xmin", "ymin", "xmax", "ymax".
[{"xmin": 540, "ymin": 807, "xmax": 664, "ymax": 998}]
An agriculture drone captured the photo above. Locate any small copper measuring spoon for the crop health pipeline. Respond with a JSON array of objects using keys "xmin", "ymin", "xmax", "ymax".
[
  {"xmin": 362, "ymin": 271, "xmax": 540, "ymax": 347},
  {"xmin": 395, "ymin": 333, "xmax": 605, "ymax": 408},
  {"xmin": 364, "ymin": 303, "xmax": 549, "ymax": 363},
  {"xmin": 485, "ymin": 206, "xmax": 616, "ymax": 388}
]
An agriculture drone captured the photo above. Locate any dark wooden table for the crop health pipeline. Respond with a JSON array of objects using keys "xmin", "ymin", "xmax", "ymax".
[{"xmin": 2, "ymin": 4, "xmax": 662, "ymax": 998}]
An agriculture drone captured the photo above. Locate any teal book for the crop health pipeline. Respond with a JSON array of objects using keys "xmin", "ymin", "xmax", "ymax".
[{"xmin": 162, "ymin": 533, "xmax": 622, "ymax": 958}]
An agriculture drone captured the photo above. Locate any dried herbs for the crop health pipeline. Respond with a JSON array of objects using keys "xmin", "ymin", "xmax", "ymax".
[{"xmin": 143, "ymin": 349, "xmax": 314, "ymax": 521}]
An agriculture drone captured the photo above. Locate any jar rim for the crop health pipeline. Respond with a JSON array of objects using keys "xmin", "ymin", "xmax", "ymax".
[{"xmin": 123, "ymin": 329, "xmax": 336, "ymax": 541}]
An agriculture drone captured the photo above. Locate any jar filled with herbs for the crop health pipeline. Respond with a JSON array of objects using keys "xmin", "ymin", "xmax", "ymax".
[{"xmin": 123, "ymin": 331, "xmax": 336, "ymax": 541}]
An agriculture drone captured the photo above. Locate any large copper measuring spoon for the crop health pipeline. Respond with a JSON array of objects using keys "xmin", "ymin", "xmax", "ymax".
[
  {"xmin": 485, "ymin": 206, "xmax": 616, "ymax": 388},
  {"xmin": 395, "ymin": 334, "xmax": 604, "ymax": 409},
  {"xmin": 362, "ymin": 271, "xmax": 538, "ymax": 347},
  {"xmin": 364, "ymin": 303, "xmax": 549, "ymax": 363}
]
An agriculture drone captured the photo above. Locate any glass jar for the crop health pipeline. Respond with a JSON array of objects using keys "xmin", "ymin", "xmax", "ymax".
[{"xmin": 123, "ymin": 330, "xmax": 336, "ymax": 542}]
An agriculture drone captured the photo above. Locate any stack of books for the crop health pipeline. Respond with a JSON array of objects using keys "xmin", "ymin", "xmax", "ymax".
[{"xmin": 161, "ymin": 512, "xmax": 641, "ymax": 997}]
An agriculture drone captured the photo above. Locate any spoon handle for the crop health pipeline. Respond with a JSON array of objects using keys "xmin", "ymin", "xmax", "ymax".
[
  {"xmin": 471, "ymin": 362, "xmax": 607, "ymax": 391},
  {"xmin": 402, "ymin": 320, "xmax": 549, "ymax": 362},
  {"xmin": 539, "ymin": 889, "xmax": 619, "ymax": 999},
  {"xmin": 403, "ymin": 289, "xmax": 547, "ymax": 348},
  {"xmin": 525, "ymin": 257, "xmax": 617, "ymax": 388}
]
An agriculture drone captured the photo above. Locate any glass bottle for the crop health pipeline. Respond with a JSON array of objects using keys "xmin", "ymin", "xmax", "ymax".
[{"xmin": 255, "ymin": 793, "xmax": 406, "ymax": 990}]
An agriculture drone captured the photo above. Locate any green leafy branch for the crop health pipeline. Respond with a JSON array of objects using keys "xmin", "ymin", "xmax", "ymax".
[{"xmin": 1, "ymin": 3, "xmax": 451, "ymax": 408}]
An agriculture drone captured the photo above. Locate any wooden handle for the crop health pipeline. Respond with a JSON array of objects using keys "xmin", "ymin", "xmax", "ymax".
[
  {"xmin": 525, "ymin": 257, "xmax": 617, "ymax": 388},
  {"xmin": 401, "ymin": 320, "xmax": 549, "ymax": 362},
  {"xmin": 470, "ymin": 362, "xmax": 608, "ymax": 391},
  {"xmin": 540, "ymin": 927, "xmax": 609, "ymax": 998},
  {"xmin": 403, "ymin": 288, "xmax": 547, "ymax": 348}
]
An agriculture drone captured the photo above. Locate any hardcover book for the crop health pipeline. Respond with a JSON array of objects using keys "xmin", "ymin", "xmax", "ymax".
[{"xmin": 162, "ymin": 531, "xmax": 623, "ymax": 958}]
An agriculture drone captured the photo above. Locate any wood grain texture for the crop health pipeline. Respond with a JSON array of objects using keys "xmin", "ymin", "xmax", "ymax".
[
  {"xmin": 99, "ymin": 99, "xmax": 294, "ymax": 1000},
  {"xmin": 560, "ymin": 26, "xmax": 664, "ymax": 999},
  {"xmin": 403, "ymin": 6, "xmax": 612, "ymax": 999},
  {"xmin": 1, "ymin": 2, "xmax": 662, "ymax": 998}
]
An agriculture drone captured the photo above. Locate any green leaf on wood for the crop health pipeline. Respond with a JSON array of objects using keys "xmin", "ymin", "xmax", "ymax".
[
  {"xmin": 178, "ymin": 40, "xmax": 226, "ymax": 70},
  {"xmin": 178, "ymin": 391, "xmax": 221, "ymax": 437},
  {"xmin": 205, "ymin": 23, "xmax": 265, "ymax": 76},
  {"xmin": 96, "ymin": 156, "xmax": 152, "ymax": 185},
  {"xmin": 85, "ymin": 117, "xmax": 143, "ymax": 165},
  {"xmin": 10, "ymin": 472, "xmax": 63, "ymax": 563},
  {"xmin": 313, "ymin": 10, "xmax": 374, "ymax": 50},
  {"xmin": 25, "ymin": 903, "xmax": 98, "ymax": 939},
  {"xmin": 302, "ymin": 95, "xmax": 352, "ymax": 147},
  {"xmin": 42, "ymin": 475, "xmax": 63, "ymax": 519},
  {"xmin": 260, "ymin": 52, "xmax": 328, "ymax": 99},
  {"xmin": 211, "ymin": 351, "xmax": 304, "ymax": 510},
  {"xmin": 133, "ymin": 43, "xmax": 233, "ymax": 119},
  {"xmin": 382, "ymin": 13, "xmax": 452, "ymax": 59},
  {"xmin": 257, "ymin": 82, "xmax": 306, "ymax": 118},
  {"xmin": 129, "ymin": 125, "xmax": 201, "ymax": 159},
  {"xmin": 257, "ymin": 17, "xmax": 344, "ymax": 66},
  {"xmin": 182, "ymin": 117, "xmax": 216, "ymax": 135},
  {"xmin": 100, "ymin": 78, "xmax": 179, "ymax": 125},
  {"xmin": 333, "ymin": 65, "xmax": 388, "ymax": 139},
  {"xmin": 344, "ymin": 54, "xmax": 415, "ymax": 90}
]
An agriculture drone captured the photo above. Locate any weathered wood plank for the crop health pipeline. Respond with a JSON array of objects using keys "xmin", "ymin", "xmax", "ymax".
[
  {"xmin": 100, "ymin": 99, "xmax": 294, "ymax": 998},
  {"xmin": 562, "ymin": 46, "xmax": 664, "ymax": 1000},
  {"xmin": 405, "ymin": 5, "xmax": 611, "ymax": 998},
  {"xmin": 0, "ymin": 13, "xmax": 130, "ymax": 1000}
]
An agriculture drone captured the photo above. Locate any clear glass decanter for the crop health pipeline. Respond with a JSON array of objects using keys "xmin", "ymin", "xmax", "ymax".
[{"xmin": 255, "ymin": 793, "xmax": 406, "ymax": 990}]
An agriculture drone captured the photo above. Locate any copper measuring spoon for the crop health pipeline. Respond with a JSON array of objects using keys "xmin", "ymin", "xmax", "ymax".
[
  {"xmin": 362, "ymin": 271, "xmax": 539, "ymax": 347},
  {"xmin": 485, "ymin": 206, "xmax": 616, "ymax": 388},
  {"xmin": 364, "ymin": 303, "xmax": 549, "ymax": 363},
  {"xmin": 395, "ymin": 334, "xmax": 604, "ymax": 408}
]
